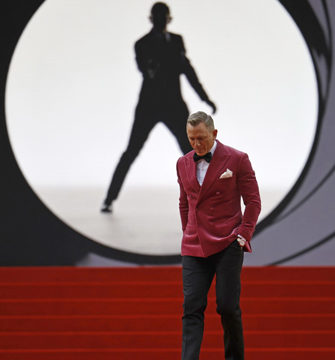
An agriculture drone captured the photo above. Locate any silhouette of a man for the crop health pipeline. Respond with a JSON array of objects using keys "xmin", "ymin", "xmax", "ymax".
[{"xmin": 102, "ymin": 2, "xmax": 216, "ymax": 213}]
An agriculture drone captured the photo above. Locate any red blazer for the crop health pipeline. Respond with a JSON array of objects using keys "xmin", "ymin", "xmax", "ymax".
[{"xmin": 177, "ymin": 140, "xmax": 261, "ymax": 257}]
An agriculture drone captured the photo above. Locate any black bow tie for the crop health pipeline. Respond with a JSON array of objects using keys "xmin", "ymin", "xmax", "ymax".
[{"xmin": 193, "ymin": 152, "xmax": 212, "ymax": 163}]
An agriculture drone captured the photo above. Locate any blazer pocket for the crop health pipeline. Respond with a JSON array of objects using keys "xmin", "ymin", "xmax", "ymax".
[{"xmin": 218, "ymin": 176, "xmax": 236, "ymax": 188}]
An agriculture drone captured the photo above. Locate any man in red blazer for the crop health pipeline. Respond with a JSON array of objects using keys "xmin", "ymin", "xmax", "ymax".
[{"xmin": 177, "ymin": 111, "xmax": 261, "ymax": 360}]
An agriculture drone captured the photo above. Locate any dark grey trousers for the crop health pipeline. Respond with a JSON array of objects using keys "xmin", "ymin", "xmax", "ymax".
[{"xmin": 182, "ymin": 240, "xmax": 244, "ymax": 360}]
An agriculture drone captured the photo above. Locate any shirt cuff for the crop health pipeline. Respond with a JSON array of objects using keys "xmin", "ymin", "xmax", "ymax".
[
  {"xmin": 237, "ymin": 234, "xmax": 247, "ymax": 247},
  {"xmin": 237, "ymin": 234, "xmax": 247, "ymax": 242}
]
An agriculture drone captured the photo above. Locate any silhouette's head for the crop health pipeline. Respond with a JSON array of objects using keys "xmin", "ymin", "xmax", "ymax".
[
  {"xmin": 150, "ymin": 2, "xmax": 171, "ymax": 31},
  {"xmin": 186, "ymin": 112, "xmax": 217, "ymax": 156}
]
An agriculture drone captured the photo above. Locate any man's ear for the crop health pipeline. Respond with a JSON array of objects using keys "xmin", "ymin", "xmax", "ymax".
[{"xmin": 213, "ymin": 129, "xmax": 218, "ymax": 139}]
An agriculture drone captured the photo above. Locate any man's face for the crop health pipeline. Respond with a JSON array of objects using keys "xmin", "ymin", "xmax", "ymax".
[{"xmin": 186, "ymin": 122, "xmax": 217, "ymax": 156}]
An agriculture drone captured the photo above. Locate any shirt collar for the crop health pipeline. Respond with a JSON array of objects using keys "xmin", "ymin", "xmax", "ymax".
[{"xmin": 210, "ymin": 140, "xmax": 217, "ymax": 155}]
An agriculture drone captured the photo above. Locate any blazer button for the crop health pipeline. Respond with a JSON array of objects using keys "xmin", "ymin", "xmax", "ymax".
[{"xmin": 216, "ymin": 192, "xmax": 220, "ymax": 195}]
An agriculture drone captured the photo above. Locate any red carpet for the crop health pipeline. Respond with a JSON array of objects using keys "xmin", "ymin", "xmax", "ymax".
[{"xmin": 0, "ymin": 266, "xmax": 334, "ymax": 359}]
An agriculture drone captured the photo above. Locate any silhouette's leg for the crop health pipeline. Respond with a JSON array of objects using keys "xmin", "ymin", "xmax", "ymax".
[
  {"xmin": 103, "ymin": 108, "xmax": 156, "ymax": 206},
  {"xmin": 163, "ymin": 103, "xmax": 192, "ymax": 154}
]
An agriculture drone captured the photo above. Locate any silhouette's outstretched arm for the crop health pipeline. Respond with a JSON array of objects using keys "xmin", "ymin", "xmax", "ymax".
[{"xmin": 180, "ymin": 37, "xmax": 217, "ymax": 114}]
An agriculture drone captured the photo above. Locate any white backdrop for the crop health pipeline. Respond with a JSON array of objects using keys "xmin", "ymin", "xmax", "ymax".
[{"xmin": 5, "ymin": 0, "xmax": 317, "ymax": 254}]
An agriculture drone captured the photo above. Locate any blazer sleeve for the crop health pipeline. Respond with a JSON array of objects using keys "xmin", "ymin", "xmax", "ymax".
[
  {"xmin": 177, "ymin": 159, "xmax": 189, "ymax": 231},
  {"xmin": 236, "ymin": 153, "xmax": 261, "ymax": 243}
]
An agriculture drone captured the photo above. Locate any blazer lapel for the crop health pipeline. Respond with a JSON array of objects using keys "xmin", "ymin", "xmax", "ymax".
[
  {"xmin": 198, "ymin": 141, "xmax": 231, "ymax": 202},
  {"xmin": 185, "ymin": 153, "xmax": 200, "ymax": 192}
]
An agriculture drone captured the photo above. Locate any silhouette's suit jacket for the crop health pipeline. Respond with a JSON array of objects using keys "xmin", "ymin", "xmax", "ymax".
[
  {"xmin": 177, "ymin": 140, "xmax": 261, "ymax": 257},
  {"xmin": 135, "ymin": 30, "xmax": 210, "ymax": 107}
]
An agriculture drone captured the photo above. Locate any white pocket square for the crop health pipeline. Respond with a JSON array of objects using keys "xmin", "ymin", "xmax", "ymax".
[{"xmin": 219, "ymin": 169, "xmax": 233, "ymax": 179}]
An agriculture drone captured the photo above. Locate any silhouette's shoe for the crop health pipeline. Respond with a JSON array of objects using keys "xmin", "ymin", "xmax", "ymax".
[{"xmin": 101, "ymin": 203, "xmax": 112, "ymax": 213}]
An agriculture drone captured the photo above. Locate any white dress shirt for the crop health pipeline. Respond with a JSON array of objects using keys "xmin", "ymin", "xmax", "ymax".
[
  {"xmin": 195, "ymin": 140, "xmax": 246, "ymax": 246},
  {"xmin": 196, "ymin": 141, "xmax": 217, "ymax": 186}
]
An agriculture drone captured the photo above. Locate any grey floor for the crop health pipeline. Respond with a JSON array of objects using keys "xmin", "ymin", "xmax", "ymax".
[{"xmin": 37, "ymin": 186, "xmax": 283, "ymax": 256}]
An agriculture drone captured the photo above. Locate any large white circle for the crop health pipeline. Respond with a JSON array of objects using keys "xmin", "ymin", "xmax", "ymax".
[{"xmin": 5, "ymin": 0, "xmax": 317, "ymax": 255}]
